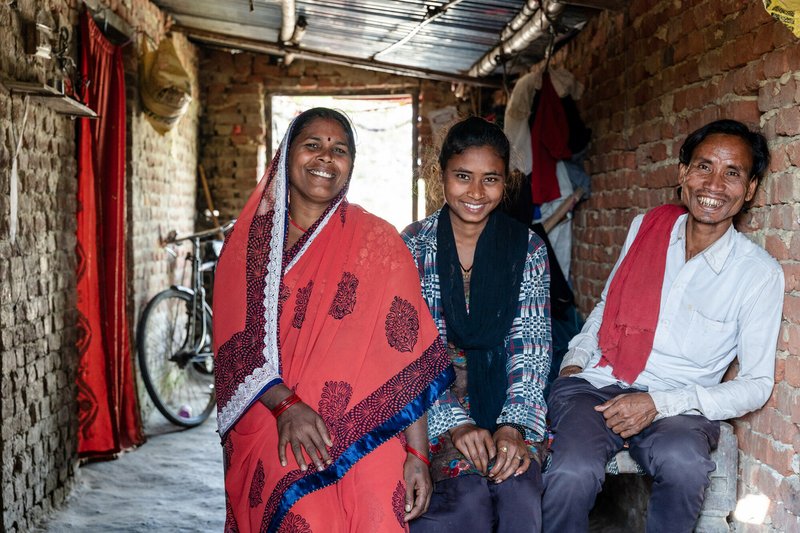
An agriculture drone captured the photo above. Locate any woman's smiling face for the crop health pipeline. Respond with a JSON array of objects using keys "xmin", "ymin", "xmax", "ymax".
[
  {"xmin": 442, "ymin": 145, "xmax": 506, "ymax": 230},
  {"xmin": 288, "ymin": 117, "xmax": 353, "ymax": 210}
]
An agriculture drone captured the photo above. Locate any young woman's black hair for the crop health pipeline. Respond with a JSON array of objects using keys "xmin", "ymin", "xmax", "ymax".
[{"xmin": 439, "ymin": 116, "xmax": 510, "ymax": 174}]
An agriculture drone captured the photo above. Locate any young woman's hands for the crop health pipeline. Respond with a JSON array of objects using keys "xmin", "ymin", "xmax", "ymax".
[
  {"xmin": 488, "ymin": 425, "xmax": 530, "ymax": 483},
  {"xmin": 449, "ymin": 423, "xmax": 495, "ymax": 475}
]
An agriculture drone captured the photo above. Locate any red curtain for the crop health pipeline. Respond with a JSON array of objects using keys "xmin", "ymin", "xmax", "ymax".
[{"xmin": 76, "ymin": 11, "xmax": 143, "ymax": 457}]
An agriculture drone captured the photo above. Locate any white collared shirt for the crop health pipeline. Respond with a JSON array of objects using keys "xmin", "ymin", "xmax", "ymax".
[{"xmin": 563, "ymin": 213, "xmax": 785, "ymax": 421}]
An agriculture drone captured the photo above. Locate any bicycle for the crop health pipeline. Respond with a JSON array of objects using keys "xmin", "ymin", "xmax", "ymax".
[{"xmin": 136, "ymin": 219, "xmax": 235, "ymax": 427}]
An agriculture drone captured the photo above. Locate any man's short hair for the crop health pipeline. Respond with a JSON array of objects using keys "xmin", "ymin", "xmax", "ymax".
[{"xmin": 679, "ymin": 120, "xmax": 770, "ymax": 189}]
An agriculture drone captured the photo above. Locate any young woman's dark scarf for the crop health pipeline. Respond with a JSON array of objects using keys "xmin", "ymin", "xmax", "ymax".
[{"xmin": 436, "ymin": 205, "xmax": 529, "ymax": 431}]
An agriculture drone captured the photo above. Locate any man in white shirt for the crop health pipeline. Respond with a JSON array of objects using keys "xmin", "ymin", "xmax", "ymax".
[{"xmin": 542, "ymin": 119, "xmax": 785, "ymax": 533}]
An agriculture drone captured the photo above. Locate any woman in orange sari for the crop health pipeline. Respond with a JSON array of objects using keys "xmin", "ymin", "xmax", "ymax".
[{"xmin": 213, "ymin": 108, "xmax": 454, "ymax": 532}]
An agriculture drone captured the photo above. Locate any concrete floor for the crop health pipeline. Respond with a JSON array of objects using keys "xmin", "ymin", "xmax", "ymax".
[
  {"xmin": 36, "ymin": 412, "xmax": 225, "ymax": 532},
  {"xmin": 35, "ymin": 411, "xmax": 631, "ymax": 532}
]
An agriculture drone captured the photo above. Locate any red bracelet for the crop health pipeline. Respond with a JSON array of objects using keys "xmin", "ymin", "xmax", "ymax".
[
  {"xmin": 271, "ymin": 392, "xmax": 301, "ymax": 418},
  {"xmin": 406, "ymin": 445, "xmax": 431, "ymax": 467}
]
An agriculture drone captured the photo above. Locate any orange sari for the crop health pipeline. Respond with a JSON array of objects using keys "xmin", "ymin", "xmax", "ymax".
[{"xmin": 213, "ymin": 125, "xmax": 453, "ymax": 533}]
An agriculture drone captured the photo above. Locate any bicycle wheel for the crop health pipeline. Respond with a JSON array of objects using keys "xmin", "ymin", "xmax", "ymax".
[{"xmin": 136, "ymin": 288, "xmax": 215, "ymax": 427}]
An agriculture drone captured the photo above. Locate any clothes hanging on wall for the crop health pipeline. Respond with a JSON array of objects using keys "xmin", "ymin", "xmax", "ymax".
[
  {"xmin": 504, "ymin": 66, "xmax": 584, "ymax": 176},
  {"xmin": 530, "ymin": 72, "xmax": 572, "ymax": 205},
  {"xmin": 504, "ymin": 71, "xmax": 540, "ymax": 175},
  {"xmin": 504, "ymin": 65, "xmax": 590, "ymax": 282}
]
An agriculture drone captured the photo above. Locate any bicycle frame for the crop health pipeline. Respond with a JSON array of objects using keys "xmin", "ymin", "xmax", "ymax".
[{"xmin": 165, "ymin": 223, "xmax": 232, "ymax": 366}]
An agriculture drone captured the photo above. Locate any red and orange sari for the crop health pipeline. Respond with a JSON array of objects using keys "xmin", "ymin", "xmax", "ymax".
[{"xmin": 213, "ymin": 121, "xmax": 453, "ymax": 532}]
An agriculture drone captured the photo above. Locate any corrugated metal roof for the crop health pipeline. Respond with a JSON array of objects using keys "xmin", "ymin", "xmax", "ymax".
[{"xmin": 153, "ymin": 0, "xmax": 605, "ymax": 81}]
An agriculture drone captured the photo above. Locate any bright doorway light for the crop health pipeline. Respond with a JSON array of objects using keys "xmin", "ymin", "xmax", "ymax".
[
  {"xmin": 271, "ymin": 95, "xmax": 415, "ymax": 231},
  {"xmin": 734, "ymin": 493, "xmax": 771, "ymax": 524}
]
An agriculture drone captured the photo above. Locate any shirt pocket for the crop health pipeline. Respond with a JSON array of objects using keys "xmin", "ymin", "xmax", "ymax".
[{"xmin": 681, "ymin": 310, "xmax": 738, "ymax": 365}]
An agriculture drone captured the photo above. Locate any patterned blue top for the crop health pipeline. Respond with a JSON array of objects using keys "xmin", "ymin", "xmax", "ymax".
[{"xmin": 401, "ymin": 209, "xmax": 551, "ymax": 443}]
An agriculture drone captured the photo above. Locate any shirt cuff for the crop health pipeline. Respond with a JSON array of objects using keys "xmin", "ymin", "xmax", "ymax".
[
  {"xmin": 426, "ymin": 402, "xmax": 474, "ymax": 440},
  {"xmin": 560, "ymin": 347, "xmax": 592, "ymax": 371},
  {"xmin": 648, "ymin": 388, "xmax": 699, "ymax": 420}
]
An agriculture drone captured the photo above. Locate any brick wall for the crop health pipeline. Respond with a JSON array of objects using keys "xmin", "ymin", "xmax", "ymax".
[
  {"xmin": 554, "ymin": 1, "xmax": 800, "ymax": 529},
  {"xmin": 127, "ymin": 31, "xmax": 201, "ymax": 419},
  {"xmin": 0, "ymin": 0, "xmax": 200, "ymax": 530},
  {"xmin": 199, "ymin": 50, "xmax": 465, "ymax": 221}
]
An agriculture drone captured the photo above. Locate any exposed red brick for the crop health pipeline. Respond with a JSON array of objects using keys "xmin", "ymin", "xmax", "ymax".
[
  {"xmin": 764, "ymin": 47, "xmax": 796, "ymax": 79},
  {"xmin": 786, "ymin": 294, "xmax": 800, "ymax": 327},
  {"xmin": 768, "ymin": 204, "xmax": 800, "ymax": 230},
  {"xmin": 765, "ymin": 233, "xmax": 792, "ymax": 261},
  {"xmin": 751, "ymin": 22, "xmax": 777, "ymax": 57},
  {"xmin": 720, "ymin": 99, "xmax": 761, "ymax": 124},
  {"xmin": 784, "ymin": 264, "xmax": 800, "ymax": 293},
  {"xmin": 773, "ymin": 106, "xmax": 800, "ymax": 137}
]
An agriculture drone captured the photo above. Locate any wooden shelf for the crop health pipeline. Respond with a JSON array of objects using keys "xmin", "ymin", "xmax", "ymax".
[{"xmin": 1, "ymin": 79, "xmax": 97, "ymax": 118}]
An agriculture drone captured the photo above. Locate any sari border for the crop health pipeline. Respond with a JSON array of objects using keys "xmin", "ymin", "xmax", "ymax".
[
  {"xmin": 265, "ymin": 362, "xmax": 455, "ymax": 532},
  {"xmin": 219, "ymin": 375, "xmax": 283, "ymax": 439},
  {"xmin": 261, "ymin": 139, "xmax": 287, "ymax": 389}
]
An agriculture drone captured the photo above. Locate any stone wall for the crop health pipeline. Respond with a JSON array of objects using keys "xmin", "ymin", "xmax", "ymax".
[
  {"xmin": 198, "ymin": 50, "xmax": 466, "ymax": 221},
  {"xmin": 554, "ymin": 1, "xmax": 800, "ymax": 529},
  {"xmin": 0, "ymin": 0, "xmax": 200, "ymax": 530}
]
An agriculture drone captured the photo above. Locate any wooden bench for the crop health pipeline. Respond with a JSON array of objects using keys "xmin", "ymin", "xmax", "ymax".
[{"xmin": 604, "ymin": 421, "xmax": 737, "ymax": 532}]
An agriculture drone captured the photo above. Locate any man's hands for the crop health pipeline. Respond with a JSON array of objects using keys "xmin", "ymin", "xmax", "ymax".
[
  {"xmin": 557, "ymin": 366, "xmax": 657, "ymax": 438},
  {"xmin": 450, "ymin": 423, "xmax": 529, "ymax": 483},
  {"xmin": 595, "ymin": 392, "xmax": 657, "ymax": 438}
]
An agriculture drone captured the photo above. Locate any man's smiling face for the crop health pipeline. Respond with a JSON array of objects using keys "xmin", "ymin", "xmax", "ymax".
[{"xmin": 679, "ymin": 133, "xmax": 757, "ymax": 233}]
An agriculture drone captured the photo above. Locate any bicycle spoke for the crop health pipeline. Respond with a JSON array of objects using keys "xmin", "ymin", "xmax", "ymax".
[{"xmin": 137, "ymin": 289, "xmax": 215, "ymax": 427}]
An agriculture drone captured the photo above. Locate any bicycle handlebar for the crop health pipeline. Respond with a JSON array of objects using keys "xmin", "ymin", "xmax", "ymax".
[{"xmin": 163, "ymin": 219, "xmax": 236, "ymax": 245}]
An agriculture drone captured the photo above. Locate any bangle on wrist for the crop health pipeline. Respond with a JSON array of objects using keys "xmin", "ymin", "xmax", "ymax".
[
  {"xmin": 406, "ymin": 444, "xmax": 431, "ymax": 467},
  {"xmin": 496, "ymin": 423, "xmax": 527, "ymax": 440},
  {"xmin": 270, "ymin": 392, "xmax": 301, "ymax": 418}
]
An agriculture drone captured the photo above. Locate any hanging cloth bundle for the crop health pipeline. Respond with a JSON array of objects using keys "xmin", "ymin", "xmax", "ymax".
[
  {"xmin": 530, "ymin": 72, "xmax": 572, "ymax": 204},
  {"xmin": 139, "ymin": 36, "xmax": 192, "ymax": 134}
]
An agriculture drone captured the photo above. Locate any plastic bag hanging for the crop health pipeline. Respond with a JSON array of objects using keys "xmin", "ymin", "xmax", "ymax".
[{"xmin": 764, "ymin": 0, "xmax": 800, "ymax": 37}]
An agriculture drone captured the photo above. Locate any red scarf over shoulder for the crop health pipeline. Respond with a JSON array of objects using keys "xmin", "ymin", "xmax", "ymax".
[{"xmin": 597, "ymin": 204, "xmax": 687, "ymax": 383}]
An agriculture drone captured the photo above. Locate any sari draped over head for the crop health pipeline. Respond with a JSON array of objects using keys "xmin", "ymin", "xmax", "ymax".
[{"xmin": 213, "ymin": 114, "xmax": 454, "ymax": 533}]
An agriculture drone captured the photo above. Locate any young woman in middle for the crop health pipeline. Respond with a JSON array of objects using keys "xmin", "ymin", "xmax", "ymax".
[{"xmin": 402, "ymin": 116, "xmax": 552, "ymax": 532}]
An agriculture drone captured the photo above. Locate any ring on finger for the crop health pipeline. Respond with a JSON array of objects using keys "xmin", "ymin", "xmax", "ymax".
[{"xmin": 500, "ymin": 446, "xmax": 508, "ymax": 453}]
